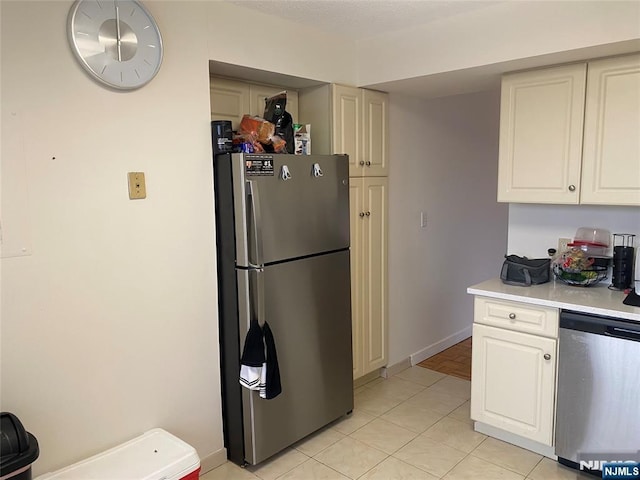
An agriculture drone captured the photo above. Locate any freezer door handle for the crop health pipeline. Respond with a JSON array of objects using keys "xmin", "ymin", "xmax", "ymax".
[{"xmin": 246, "ymin": 180, "xmax": 264, "ymax": 269}]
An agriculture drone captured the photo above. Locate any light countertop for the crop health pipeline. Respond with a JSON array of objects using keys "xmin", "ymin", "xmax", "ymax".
[{"xmin": 467, "ymin": 278, "xmax": 640, "ymax": 323}]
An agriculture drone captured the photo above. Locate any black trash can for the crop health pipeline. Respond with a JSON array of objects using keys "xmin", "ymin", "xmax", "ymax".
[{"xmin": 0, "ymin": 412, "xmax": 39, "ymax": 480}]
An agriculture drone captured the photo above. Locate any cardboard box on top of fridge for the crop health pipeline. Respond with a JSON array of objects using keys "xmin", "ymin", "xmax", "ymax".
[
  {"xmin": 293, "ymin": 124, "xmax": 311, "ymax": 155},
  {"xmin": 35, "ymin": 429, "xmax": 200, "ymax": 480}
]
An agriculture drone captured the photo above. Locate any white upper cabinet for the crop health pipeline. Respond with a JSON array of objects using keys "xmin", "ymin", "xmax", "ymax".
[
  {"xmin": 581, "ymin": 54, "xmax": 640, "ymax": 206},
  {"xmin": 362, "ymin": 89, "xmax": 389, "ymax": 177},
  {"xmin": 332, "ymin": 85, "xmax": 388, "ymax": 177},
  {"xmin": 332, "ymin": 84, "xmax": 362, "ymax": 175},
  {"xmin": 497, "ymin": 53, "xmax": 640, "ymax": 206},
  {"xmin": 497, "ymin": 64, "xmax": 587, "ymax": 204},
  {"xmin": 210, "ymin": 77, "xmax": 250, "ymax": 130},
  {"xmin": 210, "ymin": 77, "xmax": 299, "ymax": 130}
]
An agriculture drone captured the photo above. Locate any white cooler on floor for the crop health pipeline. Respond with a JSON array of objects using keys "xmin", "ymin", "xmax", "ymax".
[{"xmin": 35, "ymin": 429, "xmax": 200, "ymax": 480}]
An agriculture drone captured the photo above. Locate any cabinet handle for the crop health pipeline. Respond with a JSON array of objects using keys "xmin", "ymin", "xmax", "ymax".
[
  {"xmin": 359, "ymin": 212, "xmax": 365, "ymax": 218},
  {"xmin": 568, "ymin": 185, "xmax": 576, "ymax": 192},
  {"xmin": 508, "ymin": 313, "xmax": 516, "ymax": 320},
  {"xmin": 365, "ymin": 161, "xmax": 371, "ymax": 166},
  {"xmin": 359, "ymin": 160, "xmax": 365, "ymax": 166},
  {"xmin": 544, "ymin": 354, "xmax": 551, "ymax": 360},
  {"xmin": 365, "ymin": 211, "xmax": 371, "ymax": 217}
]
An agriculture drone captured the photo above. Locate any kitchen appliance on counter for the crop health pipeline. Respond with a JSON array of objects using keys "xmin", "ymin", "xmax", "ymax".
[
  {"xmin": 568, "ymin": 227, "xmax": 611, "ymax": 257},
  {"xmin": 555, "ymin": 310, "xmax": 640, "ymax": 475},
  {"xmin": 553, "ymin": 227, "xmax": 613, "ymax": 287},
  {"xmin": 213, "ymin": 152, "xmax": 353, "ymax": 466},
  {"xmin": 611, "ymin": 233, "xmax": 636, "ymax": 291}
]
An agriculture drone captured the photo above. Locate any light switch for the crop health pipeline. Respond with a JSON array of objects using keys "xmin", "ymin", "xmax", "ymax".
[
  {"xmin": 420, "ymin": 211, "xmax": 427, "ymax": 228},
  {"xmin": 127, "ymin": 172, "xmax": 146, "ymax": 199}
]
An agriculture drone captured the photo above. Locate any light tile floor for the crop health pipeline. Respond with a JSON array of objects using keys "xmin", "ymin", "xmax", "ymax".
[{"xmin": 202, "ymin": 367, "xmax": 593, "ymax": 480}]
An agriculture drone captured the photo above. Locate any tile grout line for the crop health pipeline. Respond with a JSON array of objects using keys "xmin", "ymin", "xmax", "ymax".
[{"xmin": 363, "ymin": 370, "xmax": 471, "ymax": 479}]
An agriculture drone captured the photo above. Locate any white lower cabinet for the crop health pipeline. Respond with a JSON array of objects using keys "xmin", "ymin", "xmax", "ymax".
[{"xmin": 471, "ymin": 297, "xmax": 558, "ymax": 448}]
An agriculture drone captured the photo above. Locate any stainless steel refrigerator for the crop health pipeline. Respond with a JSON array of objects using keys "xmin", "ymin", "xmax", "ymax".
[{"xmin": 213, "ymin": 152, "xmax": 354, "ymax": 466}]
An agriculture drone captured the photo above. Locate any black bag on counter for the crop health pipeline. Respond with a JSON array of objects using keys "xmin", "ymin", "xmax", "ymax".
[{"xmin": 500, "ymin": 255, "xmax": 550, "ymax": 286}]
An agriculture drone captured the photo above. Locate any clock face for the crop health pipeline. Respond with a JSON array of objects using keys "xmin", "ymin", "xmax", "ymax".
[{"xmin": 67, "ymin": 0, "xmax": 163, "ymax": 90}]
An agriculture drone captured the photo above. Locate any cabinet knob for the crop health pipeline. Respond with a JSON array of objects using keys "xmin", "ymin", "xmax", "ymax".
[
  {"xmin": 544, "ymin": 354, "xmax": 551, "ymax": 360},
  {"xmin": 359, "ymin": 212, "xmax": 365, "ymax": 218},
  {"xmin": 365, "ymin": 161, "xmax": 371, "ymax": 166},
  {"xmin": 568, "ymin": 185, "xmax": 576, "ymax": 192},
  {"xmin": 365, "ymin": 211, "xmax": 371, "ymax": 217},
  {"xmin": 359, "ymin": 160, "xmax": 365, "ymax": 166},
  {"xmin": 508, "ymin": 313, "xmax": 516, "ymax": 320}
]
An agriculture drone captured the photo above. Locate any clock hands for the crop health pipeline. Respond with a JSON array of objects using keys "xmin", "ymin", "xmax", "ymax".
[{"xmin": 115, "ymin": 1, "xmax": 122, "ymax": 62}]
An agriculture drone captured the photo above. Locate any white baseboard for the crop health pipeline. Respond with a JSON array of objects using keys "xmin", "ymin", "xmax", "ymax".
[
  {"xmin": 381, "ymin": 357, "xmax": 412, "ymax": 378},
  {"xmin": 409, "ymin": 326, "xmax": 472, "ymax": 366},
  {"xmin": 199, "ymin": 447, "xmax": 227, "ymax": 475},
  {"xmin": 354, "ymin": 370, "xmax": 383, "ymax": 388}
]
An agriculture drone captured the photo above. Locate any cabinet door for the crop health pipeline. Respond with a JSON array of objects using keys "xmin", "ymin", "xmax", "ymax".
[
  {"xmin": 362, "ymin": 177, "xmax": 388, "ymax": 373},
  {"xmin": 332, "ymin": 85, "xmax": 362, "ymax": 176},
  {"xmin": 363, "ymin": 90, "xmax": 389, "ymax": 176},
  {"xmin": 210, "ymin": 77, "xmax": 250, "ymax": 130},
  {"xmin": 471, "ymin": 324, "xmax": 556, "ymax": 446},
  {"xmin": 249, "ymin": 85, "xmax": 299, "ymax": 124},
  {"xmin": 497, "ymin": 64, "xmax": 586, "ymax": 204},
  {"xmin": 349, "ymin": 179, "xmax": 365, "ymax": 379},
  {"xmin": 581, "ymin": 54, "xmax": 640, "ymax": 206}
]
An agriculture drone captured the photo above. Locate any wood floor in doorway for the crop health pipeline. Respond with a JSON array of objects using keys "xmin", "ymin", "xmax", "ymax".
[{"xmin": 417, "ymin": 337, "xmax": 472, "ymax": 381}]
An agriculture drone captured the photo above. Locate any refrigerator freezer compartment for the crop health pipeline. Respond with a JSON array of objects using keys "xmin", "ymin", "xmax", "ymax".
[{"xmin": 230, "ymin": 153, "xmax": 350, "ymax": 266}]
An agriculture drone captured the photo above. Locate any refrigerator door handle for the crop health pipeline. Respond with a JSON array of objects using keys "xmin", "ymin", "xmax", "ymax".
[
  {"xmin": 246, "ymin": 180, "xmax": 264, "ymax": 269},
  {"xmin": 247, "ymin": 180, "xmax": 266, "ymax": 327},
  {"xmin": 249, "ymin": 269, "xmax": 266, "ymax": 328}
]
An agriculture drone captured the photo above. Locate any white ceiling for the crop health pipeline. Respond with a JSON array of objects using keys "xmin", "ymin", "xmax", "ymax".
[{"xmin": 227, "ymin": 0, "xmax": 500, "ymax": 41}]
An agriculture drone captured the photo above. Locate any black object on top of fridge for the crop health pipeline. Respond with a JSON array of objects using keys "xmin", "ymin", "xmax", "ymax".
[{"xmin": 213, "ymin": 152, "xmax": 354, "ymax": 466}]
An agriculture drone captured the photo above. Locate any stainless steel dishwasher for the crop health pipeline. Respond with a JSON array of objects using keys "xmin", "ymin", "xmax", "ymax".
[{"xmin": 555, "ymin": 310, "xmax": 640, "ymax": 473}]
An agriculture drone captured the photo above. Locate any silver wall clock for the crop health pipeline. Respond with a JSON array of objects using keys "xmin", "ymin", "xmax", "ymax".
[{"xmin": 67, "ymin": 0, "xmax": 163, "ymax": 90}]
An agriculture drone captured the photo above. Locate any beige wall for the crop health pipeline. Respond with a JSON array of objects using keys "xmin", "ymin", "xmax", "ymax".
[
  {"xmin": 205, "ymin": 2, "xmax": 357, "ymax": 85},
  {"xmin": 507, "ymin": 204, "xmax": 640, "ymax": 260},
  {"xmin": 387, "ymin": 90, "xmax": 508, "ymax": 366},
  {"xmin": 1, "ymin": 1, "xmax": 222, "ymax": 474},
  {"xmin": 0, "ymin": 1, "xmax": 354, "ymax": 475}
]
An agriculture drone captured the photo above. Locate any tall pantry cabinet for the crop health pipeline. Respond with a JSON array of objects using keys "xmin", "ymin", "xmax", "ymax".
[
  {"xmin": 332, "ymin": 85, "xmax": 389, "ymax": 380},
  {"xmin": 348, "ymin": 176, "xmax": 388, "ymax": 379}
]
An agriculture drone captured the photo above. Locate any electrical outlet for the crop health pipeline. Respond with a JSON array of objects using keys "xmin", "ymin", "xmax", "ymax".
[
  {"xmin": 558, "ymin": 237, "xmax": 571, "ymax": 252},
  {"xmin": 127, "ymin": 172, "xmax": 146, "ymax": 199}
]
